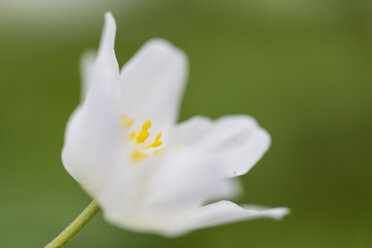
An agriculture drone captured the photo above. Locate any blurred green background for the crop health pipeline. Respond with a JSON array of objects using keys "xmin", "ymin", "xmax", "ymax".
[{"xmin": 1, "ymin": 0, "xmax": 371, "ymax": 247}]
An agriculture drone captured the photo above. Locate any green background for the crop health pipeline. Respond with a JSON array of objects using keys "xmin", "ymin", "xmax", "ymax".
[{"xmin": 0, "ymin": 0, "xmax": 371, "ymax": 247}]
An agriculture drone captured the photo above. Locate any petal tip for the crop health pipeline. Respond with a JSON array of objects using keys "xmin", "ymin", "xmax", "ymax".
[
  {"xmin": 143, "ymin": 38, "xmax": 188, "ymax": 64},
  {"xmin": 271, "ymin": 207, "xmax": 291, "ymax": 220},
  {"xmin": 98, "ymin": 12, "xmax": 117, "ymax": 54},
  {"xmin": 104, "ymin": 12, "xmax": 115, "ymax": 26},
  {"xmin": 103, "ymin": 12, "xmax": 116, "ymax": 33}
]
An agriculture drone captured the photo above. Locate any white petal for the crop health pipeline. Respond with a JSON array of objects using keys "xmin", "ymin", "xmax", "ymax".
[
  {"xmin": 78, "ymin": 12, "xmax": 119, "ymax": 102},
  {"xmin": 62, "ymin": 12, "xmax": 121, "ymax": 196},
  {"xmin": 95, "ymin": 12, "xmax": 119, "ymax": 78},
  {"xmin": 86, "ymin": 12, "xmax": 120, "ymax": 100},
  {"xmin": 119, "ymin": 39, "xmax": 188, "ymax": 131},
  {"xmin": 100, "ymin": 148, "xmax": 239, "ymax": 231},
  {"xmin": 166, "ymin": 116, "xmax": 213, "ymax": 147},
  {"xmin": 164, "ymin": 201, "xmax": 289, "ymax": 237},
  {"xmin": 139, "ymin": 150, "xmax": 239, "ymax": 212},
  {"xmin": 168, "ymin": 115, "xmax": 271, "ymax": 177}
]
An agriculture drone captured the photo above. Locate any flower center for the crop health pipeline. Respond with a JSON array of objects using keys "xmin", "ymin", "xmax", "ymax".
[{"xmin": 120, "ymin": 114, "xmax": 165, "ymax": 162}]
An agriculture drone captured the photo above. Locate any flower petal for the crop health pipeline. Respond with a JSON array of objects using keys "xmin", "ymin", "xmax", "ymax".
[
  {"xmin": 119, "ymin": 39, "xmax": 188, "ymax": 130},
  {"xmin": 100, "ymin": 148, "xmax": 239, "ymax": 231},
  {"xmin": 166, "ymin": 116, "xmax": 213, "ymax": 147},
  {"xmin": 77, "ymin": 12, "xmax": 119, "ymax": 103},
  {"xmin": 86, "ymin": 12, "xmax": 120, "ymax": 100},
  {"xmin": 62, "ymin": 12, "xmax": 122, "ymax": 196},
  {"xmin": 168, "ymin": 115, "xmax": 271, "ymax": 177},
  {"xmin": 95, "ymin": 12, "xmax": 119, "ymax": 79},
  {"xmin": 139, "ymin": 149, "xmax": 239, "ymax": 212},
  {"xmin": 163, "ymin": 201, "xmax": 289, "ymax": 237}
]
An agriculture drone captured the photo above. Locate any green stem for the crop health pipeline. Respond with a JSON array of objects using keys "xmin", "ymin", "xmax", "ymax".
[{"xmin": 45, "ymin": 201, "xmax": 100, "ymax": 248}]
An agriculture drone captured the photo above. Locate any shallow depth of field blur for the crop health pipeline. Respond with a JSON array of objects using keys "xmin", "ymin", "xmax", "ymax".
[{"xmin": 1, "ymin": 0, "xmax": 371, "ymax": 247}]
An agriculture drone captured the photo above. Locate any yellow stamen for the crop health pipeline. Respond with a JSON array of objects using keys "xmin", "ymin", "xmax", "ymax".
[
  {"xmin": 126, "ymin": 118, "xmax": 134, "ymax": 128},
  {"xmin": 136, "ymin": 130, "xmax": 150, "ymax": 143},
  {"xmin": 120, "ymin": 114, "xmax": 134, "ymax": 128},
  {"xmin": 149, "ymin": 141, "xmax": 162, "ymax": 148},
  {"xmin": 131, "ymin": 150, "xmax": 148, "ymax": 161},
  {"xmin": 120, "ymin": 114, "xmax": 127, "ymax": 128},
  {"xmin": 120, "ymin": 116, "xmax": 168, "ymax": 161},
  {"xmin": 148, "ymin": 132, "xmax": 163, "ymax": 148},
  {"xmin": 130, "ymin": 131, "xmax": 136, "ymax": 141},
  {"xmin": 153, "ymin": 148, "xmax": 165, "ymax": 156},
  {"xmin": 142, "ymin": 120, "xmax": 152, "ymax": 130}
]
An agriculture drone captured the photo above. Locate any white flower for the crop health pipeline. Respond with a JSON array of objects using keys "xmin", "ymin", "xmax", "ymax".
[{"xmin": 62, "ymin": 12, "xmax": 289, "ymax": 237}]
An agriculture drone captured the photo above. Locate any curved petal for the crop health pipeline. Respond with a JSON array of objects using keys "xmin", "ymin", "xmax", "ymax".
[
  {"xmin": 139, "ymin": 149, "xmax": 240, "ymax": 212},
  {"xmin": 62, "ymin": 12, "xmax": 122, "ymax": 196},
  {"xmin": 166, "ymin": 116, "xmax": 213, "ymax": 147},
  {"xmin": 168, "ymin": 115, "xmax": 271, "ymax": 177},
  {"xmin": 86, "ymin": 12, "xmax": 120, "ymax": 103},
  {"xmin": 100, "ymin": 148, "xmax": 239, "ymax": 232},
  {"xmin": 95, "ymin": 12, "xmax": 119, "ymax": 80},
  {"xmin": 119, "ymin": 39, "xmax": 188, "ymax": 131},
  {"xmin": 77, "ymin": 12, "xmax": 119, "ymax": 103},
  {"xmin": 163, "ymin": 201, "xmax": 289, "ymax": 237}
]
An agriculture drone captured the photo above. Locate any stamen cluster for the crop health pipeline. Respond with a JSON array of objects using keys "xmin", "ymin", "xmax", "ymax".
[{"xmin": 120, "ymin": 114, "xmax": 164, "ymax": 161}]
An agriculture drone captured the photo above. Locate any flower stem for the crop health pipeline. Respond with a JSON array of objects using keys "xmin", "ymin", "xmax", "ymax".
[{"xmin": 45, "ymin": 201, "xmax": 100, "ymax": 248}]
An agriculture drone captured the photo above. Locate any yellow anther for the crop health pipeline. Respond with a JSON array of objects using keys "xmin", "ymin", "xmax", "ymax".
[
  {"xmin": 153, "ymin": 148, "xmax": 165, "ymax": 156},
  {"xmin": 148, "ymin": 132, "xmax": 163, "ymax": 148},
  {"xmin": 149, "ymin": 140, "xmax": 163, "ymax": 148},
  {"xmin": 120, "ymin": 114, "xmax": 134, "ymax": 128},
  {"xmin": 126, "ymin": 118, "xmax": 134, "ymax": 128},
  {"xmin": 120, "ymin": 114, "xmax": 127, "ymax": 128},
  {"xmin": 131, "ymin": 150, "xmax": 148, "ymax": 161},
  {"xmin": 120, "ymin": 117, "xmax": 167, "ymax": 161},
  {"xmin": 130, "ymin": 131, "xmax": 136, "ymax": 141},
  {"xmin": 136, "ymin": 130, "xmax": 150, "ymax": 143},
  {"xmin": 142, "ymin": 120, "xmax": 152, "ymax": 130},
  {"xmin": 174, "ymin": 146, "xmax": 181, "ymax": 151}
]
